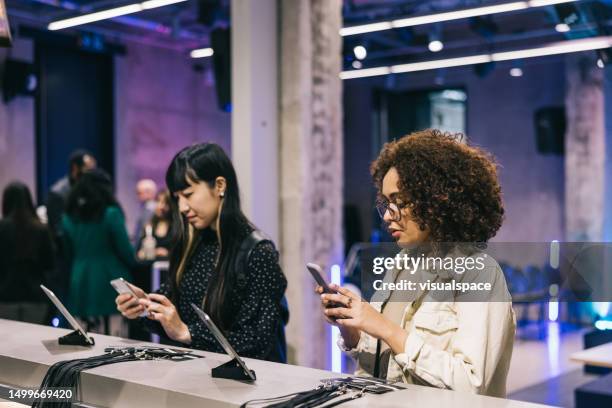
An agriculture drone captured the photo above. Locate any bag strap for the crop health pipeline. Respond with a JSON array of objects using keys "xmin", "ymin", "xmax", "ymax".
[
  {"xmin": 234, "ymin": 230, "xmax": 271, "ymax": 287},
  {"xmin": 234, "ymin": 230, "xmax": 289, "ymax": 326}
]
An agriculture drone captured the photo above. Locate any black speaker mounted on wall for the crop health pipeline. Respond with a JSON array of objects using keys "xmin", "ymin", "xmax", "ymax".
[
  {"xmin": 534, "ymin": 106, "xmax": 566, "ymax": 155},
  {"xmin": 211, "ymin": 27, "xmax": 231, "ymax": 112},
  {"xmin": 197, "ymin": 0, "xmax": 222, "ymax": 27},
  {"xmin": 1, "ymin": 58, "xmax": 36, "ymax": 103}
]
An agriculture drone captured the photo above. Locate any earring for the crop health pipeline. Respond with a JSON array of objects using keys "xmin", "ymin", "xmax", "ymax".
[{"xmin": 220, "ymin": 191, "xmax": 225, "ymax": 198}]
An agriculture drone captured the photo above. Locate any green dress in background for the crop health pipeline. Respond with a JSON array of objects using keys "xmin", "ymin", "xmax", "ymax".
[{"xmin": 62, "ymin": 206, "xmax": 135, "ymax": 317}]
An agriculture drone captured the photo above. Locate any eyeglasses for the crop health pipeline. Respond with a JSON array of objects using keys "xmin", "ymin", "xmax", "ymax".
[{"xmin": 375, "ymin": 198, "xmax": 408, "ymax": 222}]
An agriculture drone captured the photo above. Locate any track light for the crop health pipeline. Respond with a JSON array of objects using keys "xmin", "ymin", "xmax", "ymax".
[
  {"xmin": 596, "ymin": 48, "xmax": 612, "ymax": 68},
  {"xmin": 510, "ymin": 67, "xmax": 523, "ymax": 77},
  {"xmin": 428, "ymin": 40, "xmax": 444, "ymax": 52},
  {"xmin": 353, "ymin": 45, "xmax": 367, "ymax": 60},
  {"xmin": 554, "ymin": 3, "xmax": 580, "ymax": 27},
  {"xmin": 428, "ymin": 25, "xmax": 444, "ymax": 53}
]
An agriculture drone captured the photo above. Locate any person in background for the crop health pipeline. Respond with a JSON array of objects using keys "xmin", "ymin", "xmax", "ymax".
[
  {"xmin": 45, "ymin": 150, "xmax": 97, "ymax": 301},
  {"xmin": 47, "ymin": 150, "xmax": 97, "ymax": 236},
  {"xmin": 130, "ymin": 190, "xmax": 174, "ymax": 341},
  {"xmin": 0, "ymin": 182, "xmax": 55, "ymax": 324},
  {"xmin": 63, "ymin": 169, "xmax": 135, "ymax": 336},
  {"xmin": 133, "ymin": 179, "xmax": 157, "ymax": 244},
  {"xmin": 137, "ymin": 189, "xmax": 172, "ymax": 261},
  {"xmin": 116, "ymin": 143, "xmax": 289, "ymax": 362}
]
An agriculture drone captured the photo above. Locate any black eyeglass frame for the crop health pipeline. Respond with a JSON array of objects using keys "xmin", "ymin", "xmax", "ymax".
[{"xmin": 375, "ymin": 198, "xmax": 409, "ymax": 222}]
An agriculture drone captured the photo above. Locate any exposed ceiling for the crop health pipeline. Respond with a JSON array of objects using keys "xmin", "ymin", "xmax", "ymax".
[
  {"xmin": 5, "ymin": 0, "xmax": 229, "ymax": 51},
  {"xmin": 3, "ymin": 0, "xmax": 612, "ymax": 66},
  {"xmin": 341, "ymin": 0, "xmax": 612, "ymax": 70}
]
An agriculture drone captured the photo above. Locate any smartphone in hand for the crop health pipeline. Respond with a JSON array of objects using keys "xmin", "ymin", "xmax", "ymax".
[
  {"xmin": 308, "ymin": 263, "xmax": 344, "ymax": 311},
  {"xmin": 110, "ymin": 278, "xmax": 146, "ymax": 317},
  {"xmin": 307, "ymin": 263, "xmax": 338, "ymax": 294},
  {"xmin": 110, "ymin": 278, "xmax": 139, "ymax": 296}
]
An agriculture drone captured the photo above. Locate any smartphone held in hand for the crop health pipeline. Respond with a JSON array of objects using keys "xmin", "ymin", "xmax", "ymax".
[
  {"xmin": 307, "ymin": 263, "xmax": 337, "ymax": 294},
  {"xmin": 110, "ymin": 278, "xmax": 137, "ymax": 297},
  {"xmin": 110, "ymin": 278, "xmax": 146, "ymax": 317}
]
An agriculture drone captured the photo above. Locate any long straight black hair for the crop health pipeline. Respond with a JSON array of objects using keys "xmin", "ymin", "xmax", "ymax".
[
  {"xmin": 2, "ymin": 181, "xmax": 46, "ymax": 260},
  {"xmin": 2, "ymin": 181, "xmax": 38, "ymax": 222},
  {"xmin": 166, "ymin": 143, "xmax": 253, "ymax": 330}
]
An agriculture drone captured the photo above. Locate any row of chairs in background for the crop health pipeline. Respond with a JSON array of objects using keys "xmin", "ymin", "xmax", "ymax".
[{"xmin": 499, "ymin": 263, "xmax": 592, "ymax": 340}]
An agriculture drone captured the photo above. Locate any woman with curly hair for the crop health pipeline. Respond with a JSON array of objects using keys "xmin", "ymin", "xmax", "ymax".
[
  {"xmin": 63, "ymin": 169, "xmax": 135, "ymax": 335},
  {"xmin": 317, "ymin": 129, "xmax": 515, "ymax": 397}
]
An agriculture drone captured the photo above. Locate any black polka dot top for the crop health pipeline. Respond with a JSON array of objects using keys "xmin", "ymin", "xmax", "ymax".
[{"xmin": 153, "ymin": 227, "xmax": 288, "ymax": 361}]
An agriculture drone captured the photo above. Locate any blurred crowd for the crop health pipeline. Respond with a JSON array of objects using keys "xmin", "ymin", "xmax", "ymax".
[{"xmin": 0, "ymin": 150, "xmax": 173, "ymax": 337}]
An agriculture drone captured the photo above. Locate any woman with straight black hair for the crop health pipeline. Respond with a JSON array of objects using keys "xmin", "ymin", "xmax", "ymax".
[
  {"xmin": 0, "ymin": 181, "xmax": 54, "ymax": 324},
  {"xmin": 116, "ymin": 143, "xmax": 288, "ymax": 362}
]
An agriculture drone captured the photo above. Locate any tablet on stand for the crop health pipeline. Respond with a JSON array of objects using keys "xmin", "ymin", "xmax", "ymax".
[
  {"xmin": 41, "ymin": 285, "xmax": 95, "ymax": 346},
  {"xmin": 190, "ymin": 303, "xmax": 256, "ymax": 381}
]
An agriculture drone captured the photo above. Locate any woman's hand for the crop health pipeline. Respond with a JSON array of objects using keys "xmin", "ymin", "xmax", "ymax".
[
  {"xmin": 315, "ymin": 285, "xmax": 339, "ymax": 325},
  {"xmin": 140, "ymin": 294, "xmax": 191, "ymax": 344},
  {"xmin": 115, "ymin": 283, "xmax": 146, "ymax": 319},
  {"xmin": 316, "ymin": 284, "xmax": 360, "ymax": 349},
  {"xmin": 321, "ymin": 284, "xmax": 382, "ymax": 336},
  {"xmin": 322, "ymin": 284, "xmax": 408, "ymax": 354},
  {"xmin": 155, "ymin": 247, "xmax": 169, "ymax": 258}
]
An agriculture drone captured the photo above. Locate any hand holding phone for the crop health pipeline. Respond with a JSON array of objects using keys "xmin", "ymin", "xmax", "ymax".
[
  {"xmin": 307, "ymin": 263, "xmax": 337, "ymax": 294},
  {"xmin": 308, "ymin": 262, "xmax": 346, "ymax": 312},
  {"xmin": 111, "ymin": 278, "xmax": 146, "ymax": 297},
  {"xmin": 111, "ymin": 278, "xmax": 147, "ymax": 318}
]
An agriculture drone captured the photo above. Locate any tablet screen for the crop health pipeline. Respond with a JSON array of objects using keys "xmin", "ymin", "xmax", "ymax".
[
  {"xmin": 40, "ymin": 285, "xmax": 93, "ymax": 345},
  {"xmin": 190, "ymin": 303, "xmax": 256, "ymax": 380}
]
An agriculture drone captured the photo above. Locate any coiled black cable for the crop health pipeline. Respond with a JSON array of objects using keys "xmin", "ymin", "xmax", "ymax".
[{"xmin": 32, "ymin": 347, "xmax": 194, "ymax": 408}]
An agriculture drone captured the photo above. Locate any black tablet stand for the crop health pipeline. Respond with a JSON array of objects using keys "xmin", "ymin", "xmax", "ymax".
[
  {"xmin": 58, "ymin": 330, "xmax": 95, "ymax": 346},
  {"xmin": 211, "ymin": 358, "xmax": 256, "ymax": 381}
]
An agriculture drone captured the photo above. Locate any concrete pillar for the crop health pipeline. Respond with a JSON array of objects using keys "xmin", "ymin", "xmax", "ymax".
[
  {"xmin": 565, "ymin": 53, "xmax": 605, "ymax": 242},
  {"xmin": 604, "ymin": 64, "xmax": 612, "ymax": 242},
  {"xmin": 565, "ymin": 53, "xmax": 610, "ymax": 320},
  {"xmin": 280, "ymin": 0, "xmax": 343, "ymax": 369},
  {"xmin": 231, "ymin": 0, "xmax": 279, "ymax": 243},
  {"xmin": 602, "ymin": 63, "xmax": 612, "ymax": 318}
]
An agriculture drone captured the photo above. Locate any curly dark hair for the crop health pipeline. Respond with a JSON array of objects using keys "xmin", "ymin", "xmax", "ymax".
[
  {"xmin": 66, "ymin": 169, "xmax": 121, "ymax": 222},
  {"xmin": 370, "ymin": 129, "xmax": 504, "ymax": 242}
]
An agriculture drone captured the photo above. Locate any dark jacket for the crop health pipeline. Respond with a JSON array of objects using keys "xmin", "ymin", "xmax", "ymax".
[
  {"xmin": 0, "ymin": 218, "xmax": 55, "ymax": 302},
  {"xmin": 47, "ymin": 176, "xmax": 71, "ymax": 237}
]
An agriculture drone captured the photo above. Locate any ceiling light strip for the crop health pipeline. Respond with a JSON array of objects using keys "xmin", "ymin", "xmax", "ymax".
[
  {"xmin": 48, "ymin": 0, "xmax": 187, "ymax": 31},
  {"xmin": 391, "ymin": 2, "xmax": 529, "ymax": 29},
  {"xmin": 340, "ymin": 36, "xmax": 612, "ymax": 79},
  {"xmin": 340, "ymin": 0, "xmax": 579, "ymax": 36}
]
